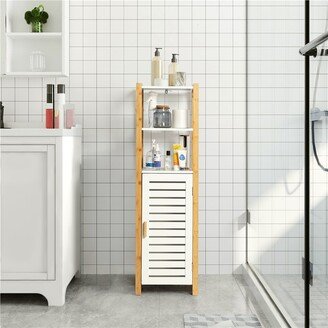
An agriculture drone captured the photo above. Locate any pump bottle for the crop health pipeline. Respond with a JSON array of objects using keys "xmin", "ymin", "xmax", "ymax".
[
  {"xmin": 168, "ymin": 53, "xmax": 179, "ymax": 86},
  {"xmin": 151, "ymin": 47, "xmax": 163, "ymax": 86}
]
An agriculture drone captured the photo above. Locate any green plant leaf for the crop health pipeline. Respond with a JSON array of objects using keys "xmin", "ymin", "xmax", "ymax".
[
  {"xmin": 24, "ymin": 11, "xmax": 32, "ymax": 24},
  {"xmin": 40, "ymin": 11, "xmax": 48, "ymax": 24},
  {"xmin": 31, "ymin": 7, "xmax": 40, "ymax": 18},
  {"xmin": 24, "ymin": 5, "xmax": 48, "ymax": 25}
]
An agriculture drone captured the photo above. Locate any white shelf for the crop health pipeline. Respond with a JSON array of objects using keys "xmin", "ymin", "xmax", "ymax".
[
  {"xmin": 142, "ymin": 128, "xmax": 193, "ymax": 132},
  {"xmin": 1, "ymin": 0, "xmax": 69, "ymax": 77},
  {"xmin": 6, "ymin": 32, "xmax": 62, "ymax": 39},
  {"xmin": 142, "ymin": 86, "xmax": 193, "ymax": 91},
  {"xmin": 142, "ymin": 169, "xmax": 193, "ymax": 174}
]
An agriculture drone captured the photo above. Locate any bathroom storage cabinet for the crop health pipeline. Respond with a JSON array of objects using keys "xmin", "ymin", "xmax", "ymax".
[
  {"xmin": 0, "ymin": 0, "xmax": 69, "ymax": 76},
  {"xmin": 0, "ymin": 128, "xmax": 81, "ymax": 306},
  {"xmin": 135, "ymin": 83, "xmax": 199, "ymax": 295}
]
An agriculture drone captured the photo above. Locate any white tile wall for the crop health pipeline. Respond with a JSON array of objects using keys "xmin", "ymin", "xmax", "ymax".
[{"xmin": 0, "ymin": 0, "xmax": 247, "ymax": 275}]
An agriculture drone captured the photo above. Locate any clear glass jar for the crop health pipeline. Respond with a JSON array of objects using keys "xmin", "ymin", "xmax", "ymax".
[
  {"xmin": 30, "ymin": 51, "xmax": 46, "ymax": 72},
  {"xmin": 153, "ymin": 105, "xmax": 172, "ymax": 128}
]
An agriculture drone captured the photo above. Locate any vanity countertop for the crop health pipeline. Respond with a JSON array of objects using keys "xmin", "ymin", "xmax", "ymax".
[{"xmin": 0, "ymin": 126, "xmax": 82, "ymax": 137}]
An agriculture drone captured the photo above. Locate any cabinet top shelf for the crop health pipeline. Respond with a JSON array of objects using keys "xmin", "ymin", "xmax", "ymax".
[
  {"xmin": 142, "ymin": 169, "xmax": 193, "ymax": 174},
  {"xmin": 142, "ymin": 86, "xmax": 193, "ymax": 91}
]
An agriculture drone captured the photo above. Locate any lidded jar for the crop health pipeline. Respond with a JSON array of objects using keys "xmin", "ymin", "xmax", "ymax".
[{"xmin": 153, "ymin": 105, "xmax": 172, "ymax": 128}]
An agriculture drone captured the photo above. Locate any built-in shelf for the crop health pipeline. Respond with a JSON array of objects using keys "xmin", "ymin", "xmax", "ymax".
[
  {"xmin": 142, "ymin": 169, "xmax": 193, "ymax": 174},
  {"xmin": 6, "ymin": 32, "xmax": 62, "ymax": 39},
  {"xmin": 1, "ymin": 0, "xmax": 69, "ymax": 77},
  {"xmin": 142, "ymin": 128, "xmax": 193, "ymax": 132},
  {"xmin": 142, "ymin": 86, "xmax": 193, "ymax": 91}
]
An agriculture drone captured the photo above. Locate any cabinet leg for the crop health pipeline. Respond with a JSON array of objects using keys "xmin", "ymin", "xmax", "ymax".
[
  {"xmin": 192, "ymin": 284, "xmax": 198, "ymax": 296},
  {"xmin": 135, "ymin": 283, "xmax": 142, "ymax": 296},
  {"xmin": 44, "ymin": 289, "xmax": 66, "ymax": 306}
]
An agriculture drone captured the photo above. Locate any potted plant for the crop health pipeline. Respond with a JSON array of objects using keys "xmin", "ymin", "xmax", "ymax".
[{"xmin": 24, "ymin": 5, "xmax": 49, "ymax": 32}]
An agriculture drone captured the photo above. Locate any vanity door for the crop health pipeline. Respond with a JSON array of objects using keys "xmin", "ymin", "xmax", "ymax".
[
  {"xmin": 142, "ymin": 173, "xmax": 193, "ymax": 285},
  {"xmin": 1, "ymin": 145, "xmax": 55, "ymax": 280}
]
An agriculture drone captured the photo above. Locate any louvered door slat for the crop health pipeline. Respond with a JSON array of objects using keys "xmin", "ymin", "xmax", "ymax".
[
  {"xmin": 149, "ymin": 229, "xmax": 186, "ymax": 237},
  {"xmin": 149, "ymin": 245, "xmax": 185, "ymax": 252},
  {"xmin": 149, "ymin": 253, "xmax": 185, "ymax": 260},
  {"xmin": 149, "ymin": 182, "xmax": 186, "ymax": 190},
  {"xmin": 149, "ymin": 206, "xmax": 186, "ymax": 214},
  {"xmin": 149, "ymin": 190, "xmax": 186, "ymax": 198},
  {"xmin": 149, "ymin": 214, "xmax": 186, "ymax": 221},
  {"xmin": 149, "ymin": 261, "xmax": 186, "ymax": 268},
  {"xmin": 142, "ymin": 173, "xmax": 192, "ymax": 285},
  {"xmin": 149, "ymin": 198, "xmax": 186, "ymax": 206},
  {"xmin": 150, "ymin": 222, "xmax": 185, "ymax": 229}
]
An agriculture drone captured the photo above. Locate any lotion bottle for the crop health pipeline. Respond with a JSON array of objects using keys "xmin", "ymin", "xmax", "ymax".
[
  {"xmin": 151, "ymin": 47, "xmax": 163, "ymax": 86},
  {"xmin": 168, "ymin": 53, "xmax": 179, "ymax": 86}
]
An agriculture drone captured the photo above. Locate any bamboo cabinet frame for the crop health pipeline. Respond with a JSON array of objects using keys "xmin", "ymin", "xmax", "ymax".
[{"xmin": 135, "ymin": 83, "xmax": 199, "ymax": 296}]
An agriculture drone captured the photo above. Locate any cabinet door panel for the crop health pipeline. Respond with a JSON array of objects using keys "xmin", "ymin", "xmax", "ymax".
[
  {"xmin": 1, "ymin": 145, "xmax": 55, "ymax": 280},
  {"xmin": 142, "ymin": 173, "xmax": 192, "ymax": 285}
]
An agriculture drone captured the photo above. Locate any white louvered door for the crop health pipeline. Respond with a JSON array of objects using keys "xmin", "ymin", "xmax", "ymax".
[{"xmin": 142, "ymin": 173, "xmax": 193, "ymax": 285}]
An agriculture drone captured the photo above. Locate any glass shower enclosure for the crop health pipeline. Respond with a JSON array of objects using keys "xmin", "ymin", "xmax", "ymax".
[{"xmin": 246, "ymin": 1, "xmax": 328, "ymax": 327}]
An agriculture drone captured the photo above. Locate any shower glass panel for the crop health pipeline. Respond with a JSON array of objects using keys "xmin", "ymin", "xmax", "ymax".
[
  {"xmin": 247, "ymin": 1, "xmax": 305, "ymax": 326},
  {"xmin": 310, "ymin": 2, "xmax": 328, "ymax": 326}
]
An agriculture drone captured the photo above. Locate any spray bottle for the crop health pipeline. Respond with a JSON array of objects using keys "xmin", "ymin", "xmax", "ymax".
[{"xmin": 145, "ymin": 92, "xmax": 158, "ymax": 128}]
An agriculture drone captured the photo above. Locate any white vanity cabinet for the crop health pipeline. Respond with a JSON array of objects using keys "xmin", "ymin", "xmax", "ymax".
[{"xmin": 0, "ymin": 128, "xmax": 81, "ymax": 306}]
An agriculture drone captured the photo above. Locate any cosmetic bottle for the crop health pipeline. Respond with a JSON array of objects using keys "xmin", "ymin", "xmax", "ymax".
[
  {"xmin": 145, "ymin": 148, "xmax": 153, "ymax": 168},
  {"xmin": 45, "ymin": 84, "xmax": 55, "ymax": 129},
  {"xmin": 153, "ymin": 142, "xmax": 162, "ymax": 169},
  {"xmin": 151, "ymin": 47, "xmax": 163, "ymax": 86},
  {"xmin": 56, "ymin": 84, "xmax": 65, "ymax": 129},
  {"xmin": 145, "ymin": 92, "xmax": 158, "ymax": 128},
  {"xmin": 168, "ymin": 53, "xmax": 179, "ymax": 86},
  {"xmin": 165, "ymin": 150, "xmax": 172, "ymax": 171}
]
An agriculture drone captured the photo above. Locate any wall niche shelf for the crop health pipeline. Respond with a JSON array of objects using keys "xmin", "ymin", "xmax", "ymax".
[
  {"xmin": 6, "ymin": 32, "xmax": 62, "ymax": 39},
  {"xmin": 1, "ymin": 0, "xmax": 69, "ymax": 77}
]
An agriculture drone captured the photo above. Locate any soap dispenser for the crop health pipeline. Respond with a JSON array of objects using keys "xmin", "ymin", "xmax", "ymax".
[
  {"xmin": 151, "ymin": 47, "xmax": 163, "ymax": 86},
  {"xmin": 168, "ymin": 53, "xmax": 179, "ymax": 86}
]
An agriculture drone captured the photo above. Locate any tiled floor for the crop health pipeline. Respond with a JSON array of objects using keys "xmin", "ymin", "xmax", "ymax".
[
  {"xmin": 0, "ymin": 275, "xmax": 268, "ymax": 328},
  {"xmin": 263, "ymin": 274, "xmax": 328, "ymax": 327}
]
